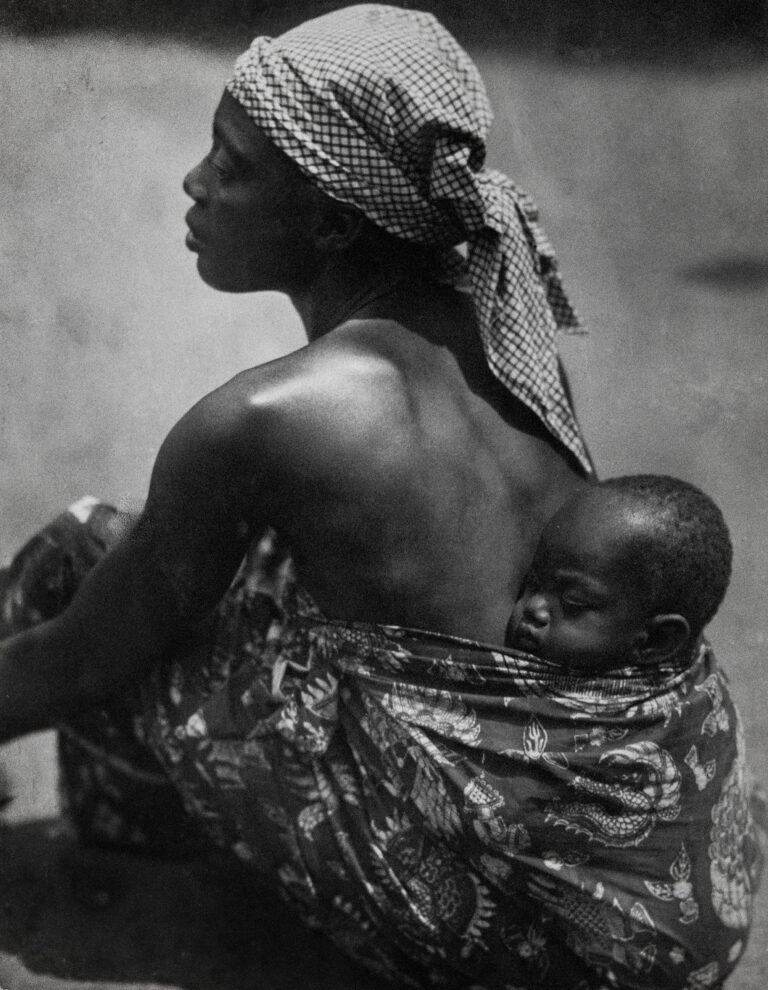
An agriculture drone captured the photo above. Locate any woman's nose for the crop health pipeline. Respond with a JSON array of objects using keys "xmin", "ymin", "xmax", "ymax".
[
  {"xmin": 522, "ymin": 594, "xmax": 549, "ymax": 627},
  {"xmin": 183, "ymin": 160, "xmax": 207, "ymax": 202}
]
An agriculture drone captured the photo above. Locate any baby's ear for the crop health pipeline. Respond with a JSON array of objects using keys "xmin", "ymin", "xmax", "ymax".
[{"xmin": 636, "ymin": 614, "xmax": 690, "ymax": 664}]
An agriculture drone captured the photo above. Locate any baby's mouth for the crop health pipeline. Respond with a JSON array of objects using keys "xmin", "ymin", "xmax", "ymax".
[{"xmin": 511, "ymin": 624, "xmax": 541, "ymax": 653}]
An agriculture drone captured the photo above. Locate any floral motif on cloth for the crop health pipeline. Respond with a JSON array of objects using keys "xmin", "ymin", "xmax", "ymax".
[
  {"xmin": 131, "ymin": 533, "xmax": 763, "ymax": 989},
  {"xmin": 2, "ymin": 512, "xmax": 762, "ymax": 989}
]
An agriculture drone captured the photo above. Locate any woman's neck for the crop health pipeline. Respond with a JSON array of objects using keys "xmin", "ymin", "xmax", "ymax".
[{"xmin": 288, "ymin": 238, "xmax": 438, "ymax": 342}]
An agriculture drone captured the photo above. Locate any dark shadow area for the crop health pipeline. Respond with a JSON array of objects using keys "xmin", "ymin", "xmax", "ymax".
[
  {"xmin": 0, "ymin": 819, "xmax": 386, "ymax": 990},
  {"xmin": 679, "ymin": 255, "xmax": 768, "ymax": 291},
  {"xmin": 1, "ymin": 0, "xmax": 767, "ymax": 64}
]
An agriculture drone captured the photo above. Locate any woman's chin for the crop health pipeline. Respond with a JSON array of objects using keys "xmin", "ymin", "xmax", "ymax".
[{"xmin": 193, "ymin": 256, "xmax": 246, "ymax": 293}]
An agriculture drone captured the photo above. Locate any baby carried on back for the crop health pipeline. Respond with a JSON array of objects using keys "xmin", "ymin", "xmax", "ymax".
[
  {"xmin": 133, "ymin": 473, "xmax": 759, "ymax": 990},
  {"xmin": 5, "ymin": 476, "xmax": 761, "ymax": 990}
]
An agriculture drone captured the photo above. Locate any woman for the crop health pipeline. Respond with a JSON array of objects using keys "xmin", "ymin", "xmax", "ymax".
[
  {"xmin": 0, "ymin": 6, "xmax": 590, "ymax": 736},
  {"xmin": 0, "ymin": 6, "xmax": 759, "ymax": 989}
]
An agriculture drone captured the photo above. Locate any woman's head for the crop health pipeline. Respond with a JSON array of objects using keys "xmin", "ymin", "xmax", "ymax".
[
  {"xmin": 223, "ymin": 4, "xmax": 491, "ymax": 253},
  {"xmin": 184, "ymin": 4, "xmax": 490, "ymax": 294}
]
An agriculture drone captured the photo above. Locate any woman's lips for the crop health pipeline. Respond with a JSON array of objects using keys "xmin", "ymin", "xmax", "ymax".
[
  {"xmin": 185, "ymin": 227, "xmax": 204, "ymax": 252},
  {"xmin": 185, "ymin": 210, "xmax": 205, "ymax": 251}
]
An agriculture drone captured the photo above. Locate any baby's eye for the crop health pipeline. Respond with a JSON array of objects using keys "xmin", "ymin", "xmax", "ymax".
[{"xmin": 560, "ymin": 596, "xmax": 592, "ymax": 616}]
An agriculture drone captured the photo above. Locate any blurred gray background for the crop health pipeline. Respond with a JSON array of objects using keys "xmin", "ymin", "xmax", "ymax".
[{"xmin": 0, "ymin": 1, "xmax": 766, "ymax": 987}]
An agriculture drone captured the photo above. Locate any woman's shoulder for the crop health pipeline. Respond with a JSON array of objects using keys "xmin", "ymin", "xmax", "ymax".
[{"xmin": 170, "ymin": 336, "xmax": 413, "ymax": 494}]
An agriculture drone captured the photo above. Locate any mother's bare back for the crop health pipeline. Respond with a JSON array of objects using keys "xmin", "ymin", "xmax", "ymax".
[{"xmin": 192, "ymin": 289, "xmax": 587, "ymax": 643}]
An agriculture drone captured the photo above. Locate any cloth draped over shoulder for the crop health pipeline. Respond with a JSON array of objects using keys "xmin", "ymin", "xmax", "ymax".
[
  {"xmin": 130, "ymin": 533, "xmax": 762, "ymax": 990},
  {"xmin": 225, "ymin": 4, "xmax": 592, "ymax": 474}
]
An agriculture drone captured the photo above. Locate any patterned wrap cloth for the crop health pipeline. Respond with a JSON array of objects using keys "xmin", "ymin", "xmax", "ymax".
[
  {"xmin": 4, "ymin": 504, "xmax": 761, "ymax": 990},
  {"xmin": 226, "ymin": 4, "xmax": 591, "ymax": 474}
]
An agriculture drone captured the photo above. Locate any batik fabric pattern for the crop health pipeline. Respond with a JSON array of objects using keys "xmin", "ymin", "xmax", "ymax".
[
  {"xmin": 135, "ymin": 530, "xmax": 763, "ymax": 990},
  {"xmin": 1, "ymin": 507, "xmax": 762, "ymax": 989}
]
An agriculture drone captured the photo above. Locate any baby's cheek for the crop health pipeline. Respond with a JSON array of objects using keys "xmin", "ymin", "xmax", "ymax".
[{"xmin": 563, "ymin": 624, "xmax": 610, "ymax": 655}]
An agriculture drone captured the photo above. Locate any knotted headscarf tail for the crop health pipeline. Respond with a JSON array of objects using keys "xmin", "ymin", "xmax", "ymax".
[{"xmin": 227, "ymin": 3, "xmax": 591, "ymax": 473}]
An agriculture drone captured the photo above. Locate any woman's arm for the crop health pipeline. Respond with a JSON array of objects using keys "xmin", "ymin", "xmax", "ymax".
[{"xmin": 0, "ymin": 390, "xmax": 264, "ymax": 743}]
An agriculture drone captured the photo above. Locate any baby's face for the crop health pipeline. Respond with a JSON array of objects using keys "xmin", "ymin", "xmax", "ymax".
[{"xmin": 507, "ymin": 495, "xmax": 650, "ymax": 669}]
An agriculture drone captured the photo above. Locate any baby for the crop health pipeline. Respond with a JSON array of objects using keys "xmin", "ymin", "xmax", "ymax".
[{"xmin": 506, "ymin": 474, "xmax": 733, "ymax": 671}]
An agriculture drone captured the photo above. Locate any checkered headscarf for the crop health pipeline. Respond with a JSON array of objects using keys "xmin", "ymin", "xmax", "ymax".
[{"xmin": 227, "ymin": 4, "xmax": 590, "ymax": 472}]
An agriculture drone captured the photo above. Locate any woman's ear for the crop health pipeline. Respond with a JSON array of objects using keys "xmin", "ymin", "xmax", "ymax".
[
  {"xmin": 311, "ymin": 201, "xmax": 366, "ymax": 252},
  {"xmin": 636, "ymin": 614, "xmax": 690, "ymax": 664}
]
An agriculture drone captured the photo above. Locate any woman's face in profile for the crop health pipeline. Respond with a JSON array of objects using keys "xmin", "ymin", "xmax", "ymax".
[{"xmin": 183, "ymin": 91, "xmax": 319, "ymax": 294}]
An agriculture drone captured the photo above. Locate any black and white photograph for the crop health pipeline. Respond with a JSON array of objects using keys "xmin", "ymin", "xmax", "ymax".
[{"xmin": 0, "ymin": 2, "xmax": 766, "ymax": 987}]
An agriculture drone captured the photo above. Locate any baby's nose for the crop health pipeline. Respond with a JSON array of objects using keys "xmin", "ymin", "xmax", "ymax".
[{"xmin": 522, "ymin": 594, "xmax": 550, "ymax": 626}]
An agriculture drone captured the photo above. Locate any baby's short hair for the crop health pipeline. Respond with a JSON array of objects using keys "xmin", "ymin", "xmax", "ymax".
[{"xmin": 597, "ymin": 475, "xmax": 733, "ymax": 639}]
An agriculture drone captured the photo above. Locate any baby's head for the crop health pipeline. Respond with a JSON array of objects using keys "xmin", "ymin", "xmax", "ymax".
[{"xmin": 506, "ymin": 475, "xmax": 732, "ymax": 670}]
